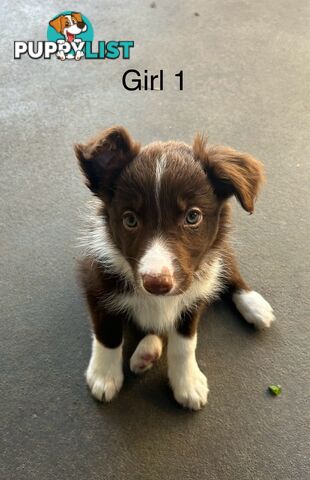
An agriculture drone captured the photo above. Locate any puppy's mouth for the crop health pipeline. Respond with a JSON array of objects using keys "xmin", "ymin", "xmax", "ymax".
[{"xmin": 66, "ymin": 32, "xmax": 75, "ymax": 42}]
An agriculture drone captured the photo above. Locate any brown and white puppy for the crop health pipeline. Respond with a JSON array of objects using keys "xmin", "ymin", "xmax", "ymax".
[
  {"xmin": 75, "ymin": 126, "xmax": 275, "ymax": 410},
  {"xmin": 49, "ymin": 12, "xmax": 87, "ymax": 61}
]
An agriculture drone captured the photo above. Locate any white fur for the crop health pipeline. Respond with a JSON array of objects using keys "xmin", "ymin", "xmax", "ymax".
[
  {"xmin": 167, "ymin": 330, "xmax": 209, "ymax": 410},
  {"xmin": 130, "ymin": 334, "xmax": 163, "ymax": 374},
  {"xmin": 105, "ymin": 255, "xmax": 223, "ymax": 333},
  {"xmin": 138, "ymin": 237, "xmax": 174, "ymax": 277},
  {"xmin": 86, "ymin": 336, "xmax": 124, "ymax": 402},
  {"xmin": 232, "ymin": 290, "xmax": 275, "ymax": 329},
  {"xmin": 65, "ymin": 15, "xmax": 74, "ymax": 26},
  {"xmin": 79, "ymin": 201, "xmax": 134, "ymax": 283},
  {"xmin": 155, "ymin": 155, "xmax": 167, "ymax": 223},
  {"xmin": 75, "ymin": 50, "xmax": 83, "ymax": 61},
  {"xmin": 56, "ymin": 50, "xmax": 66, "ymax": 61}
]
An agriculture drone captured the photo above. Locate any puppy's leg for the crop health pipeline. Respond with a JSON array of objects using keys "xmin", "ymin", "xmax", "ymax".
[
  {"xmin": 56, "ymin": 40, "xmax": 66, "ymax": 61},
  {"xmin": 85, "ymin": 293, "xmax": 124, "ymax": 402},
  {"xmin": 130, "ymin": 334, "xmax": 163, "ymax": 374},
  {"xmin": 74, "ymin": 38, "xmax": 84, "ymax": 60},
  {"xmin": 56, "ymin": 51, "xmax": 66, "ymax": 61},
  {"xmin": 75, "ymin": 50, "xmax": 83, "ymax": 61},
  {"xmin": 168, "ymin": 306, "xmax": 209, "ymax": 411},
  {"xmin": 229, "ymin": 259, "xmax": 275, "ymax": 329}
]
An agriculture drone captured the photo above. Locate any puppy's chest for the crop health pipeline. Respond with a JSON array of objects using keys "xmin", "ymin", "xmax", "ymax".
[
  {"xmin": 124, "ymin": 294, "xmax": 184, "ymax": 332},
  {"xmin": 105, "ymin": 259, "xmax": 223, "ymax": 333}
]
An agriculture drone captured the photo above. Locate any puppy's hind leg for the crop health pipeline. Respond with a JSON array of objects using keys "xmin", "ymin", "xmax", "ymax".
[
  {"xmin": 130, "ymin": 334, "xmax": 163, "ymax": 374},
  {"xmin": 228, "ymin": 259, "xmax": 275, "ymax": 329}
]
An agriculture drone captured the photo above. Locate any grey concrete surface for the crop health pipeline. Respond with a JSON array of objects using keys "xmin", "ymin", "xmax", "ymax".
[{"xmin": 1, "ymin": 1, "xmax": 310, "ymax": 479}]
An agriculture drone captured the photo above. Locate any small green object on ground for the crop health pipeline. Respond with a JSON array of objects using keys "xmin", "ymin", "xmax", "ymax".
[{"xmin": 268, "ymin": 384, "xmax": 282, "ymax": 396}]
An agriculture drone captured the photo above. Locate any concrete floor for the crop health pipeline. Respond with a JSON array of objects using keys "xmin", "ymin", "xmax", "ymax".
[{"xmin": 1, "ymin": 1, "xmax": 310, "ymax": 479}]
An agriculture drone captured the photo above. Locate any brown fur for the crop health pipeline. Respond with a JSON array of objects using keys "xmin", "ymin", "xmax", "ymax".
[
  {"xmin": 75, "ymin": 126, "xmax": 140, "ymax": 200},
  {"xmin": 78, "ymin": 257, "xmax": 133, "ymax": 347},
  {"xmin": 176, "ymin": 304, "xmax": 205, "ymax": 337},
  {"xmin": 193, "ymin": 134, "xmax": 264, "ymax": 213}
]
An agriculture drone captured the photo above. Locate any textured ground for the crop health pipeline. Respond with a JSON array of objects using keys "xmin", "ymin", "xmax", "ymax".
[{"xmin": 1, "ymin": 1, "xmax": 309, "ymax": 479}]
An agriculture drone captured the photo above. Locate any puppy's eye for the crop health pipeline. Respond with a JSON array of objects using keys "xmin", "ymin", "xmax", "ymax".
[
  {"xmin": 123, "ymin": 211, "xmax": 139, "ymax": 230},
  {"xmin": 184, "ymin": 208, "xmax": 203, "ymax": 226}
]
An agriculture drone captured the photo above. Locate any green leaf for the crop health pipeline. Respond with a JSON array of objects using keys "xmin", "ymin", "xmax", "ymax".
[{"xmin": 268, "ymin": 384, "xmax": 282, "ymax": 396}]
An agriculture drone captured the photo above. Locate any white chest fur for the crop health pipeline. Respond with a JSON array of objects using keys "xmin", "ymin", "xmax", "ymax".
[{"xmin": 105, "ymin": 257, "xmax": 223, "ymax": 333}]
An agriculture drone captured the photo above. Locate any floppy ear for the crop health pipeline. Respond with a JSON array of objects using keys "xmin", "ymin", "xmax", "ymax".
[
  {"xmin": 193, "ymin": 134, "xmax": 264, "ymax": 213},
  {"xmin": 49, "ymin": 15, "xmax": 64, "ymax": 33},
  {"xmin": 74, "ymin": 126, "xmax": 140, "ymax": 199},
  {"xmin": 72, "ymin": 12, "xmax": 83, "ymax": 23}
]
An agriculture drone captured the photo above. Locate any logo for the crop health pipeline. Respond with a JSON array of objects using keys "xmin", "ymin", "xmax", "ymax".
[
  {"xmin": 47, "ymin": 11, "xmax": 93, "ymax": 60},
  {"xmin": 14, "ymin": 11, "xmax": 134, "ymax": 61}
]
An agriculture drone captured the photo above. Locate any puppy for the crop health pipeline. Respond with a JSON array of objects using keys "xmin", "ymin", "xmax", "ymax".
[
  {"xmin": 49, "ymin": 12, "xmax": 87, "ymax": 61},
  {"xmin": 75, "ymin": 126, "xmax": 275, "ymax": 410}
]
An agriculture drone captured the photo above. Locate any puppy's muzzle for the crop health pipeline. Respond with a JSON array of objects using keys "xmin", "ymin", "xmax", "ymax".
[{"xmin": 142, "ymin": 273, "xmax": 173, "ymax": 295}]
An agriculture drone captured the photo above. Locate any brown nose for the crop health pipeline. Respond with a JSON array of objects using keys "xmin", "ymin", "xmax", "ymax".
[{"xmin": 142, "ymin": 274, "xmax": 173, "ymax": 295}]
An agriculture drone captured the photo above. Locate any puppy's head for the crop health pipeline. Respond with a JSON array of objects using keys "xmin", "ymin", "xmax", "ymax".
[
  {"xmin": 75, "ymin": 127, "xmax": 264, "ymax": 296},
  {"xmin": 49, "ymin": 13, "xmax": 87, "ymax": 38}
]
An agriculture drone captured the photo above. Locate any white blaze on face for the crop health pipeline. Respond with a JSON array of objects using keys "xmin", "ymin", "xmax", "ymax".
[
  {"xmin": 65, "ymin": 15, "xmax": 73, "ymax": 26},
  {"xmin": 155, "ymin": 154, "xmax": 167, "ymax": 224},
  {"xmin": 138, "ymin": 238, "xmax": 175, "ymax": 278}
]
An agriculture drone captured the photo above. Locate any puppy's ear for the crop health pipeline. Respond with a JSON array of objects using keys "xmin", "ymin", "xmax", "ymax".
[
  {"xmin": 49, "ymin": 15, "xmax": 64, "ymax": 33},
  {"xmin": 193, "ymin": 134, "xmax": 264, "ymax": 213},
  {"xmin": 72, "ymin": 12, "xmax": 83, "ymax": 23},
  {"xmin": 74, "ymin": 126, "xmax": 140, "ymax": 199}
]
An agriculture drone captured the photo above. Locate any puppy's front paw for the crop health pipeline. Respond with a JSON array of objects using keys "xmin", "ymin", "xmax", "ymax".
[
  {"xmin": 86, "ymin": 362, "xmax": 124, "ymax": 402},
  {"xmin": 233, "ymin": 290, "xmax": 275, "ymax": 329},
  {"xmin": 130, "ymin": 334, "xmax": 162, "ymax": 374},
  {"xmin": 56, "ymin": 51, "xmax": 66, "ymax": 61},
  {"xmin": 75, "ymin": 50, "xmax": 84, "ymax": 61},
  {"xmin": 86, "ymin": 340, "xmax": 123, "ymax": 402},
  {"xmin": 169, "ymin": 364, "xmax": 209, "ymax": 411}
]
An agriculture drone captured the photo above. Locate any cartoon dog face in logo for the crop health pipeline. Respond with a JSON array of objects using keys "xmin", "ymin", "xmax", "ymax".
[
  {"xmin": 49, "ymin": 12, "xmax": 87, "ymax": 42},
  {"xmin": 49, "ymin": 12, "xmax": 87, "ymax": 60}
]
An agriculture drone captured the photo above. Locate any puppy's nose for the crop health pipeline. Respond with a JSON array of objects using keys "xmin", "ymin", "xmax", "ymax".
[
  {"xmin": 77, "ymin": 21, "xmax": 85, "ymax": 29},
  {"xmin": 142, "ymin": 274, "xmax": 173, "ymax": 295}
]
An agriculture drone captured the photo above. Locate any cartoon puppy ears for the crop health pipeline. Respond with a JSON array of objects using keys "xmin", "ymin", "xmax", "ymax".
[
  {"xmin": 75, "ymin": 126, "xmax": 140, "ymax": 200},
  {"xmin": 71, "ymin": 12, "xmax": 83, "ymax": 23},
  {"xmin": 193, "ymin": 134, "xmax": 265, "ymax": 213},
  {"xmin": 49, "ymin": 13, "xmax": 84, "ymax": 32},
  {"xmin": 49, "ymin": 15, "xmax": 64, "ymax": 33}
]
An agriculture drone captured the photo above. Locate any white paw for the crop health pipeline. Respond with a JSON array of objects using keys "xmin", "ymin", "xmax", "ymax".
[
  {"xmin": 169, "ymin": 364, "xmax": 209, "ymax": 411},
  {"xmin": 86, "ymin": 339, "xmax": 123, "ymax": 402},
  {"xmin": 130, "ymin": 334, "xmax": 162, "ymax": 374},
  {"xmin": 56, "ymin": 51, "xmax": 66, "ymax": 61},
  {"xmin": 86, "ymin": 362, "xmax": 123, "ymax": 402},
  {"xmin": 233, "ymin": 290, "xmax": 275, "ymax": 329},
  {"xmin": 75, "ymin": 50, "xmax": 84, "ymax": 61}
]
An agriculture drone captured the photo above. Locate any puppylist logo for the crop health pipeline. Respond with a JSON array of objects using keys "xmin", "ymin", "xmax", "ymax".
[{"xmin": 14, "ymin": 11, "xmax": 134, "ymax": 61}]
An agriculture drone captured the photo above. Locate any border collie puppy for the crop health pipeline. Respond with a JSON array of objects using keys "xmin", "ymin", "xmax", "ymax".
[{"xmin": 75, "ymin": 126, "xmax": 275, "ymax": 410}]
